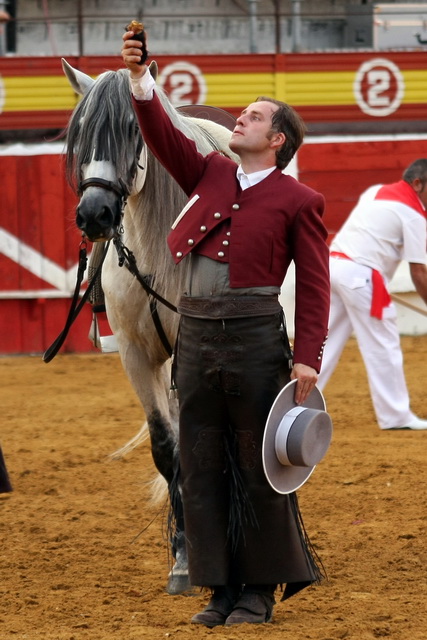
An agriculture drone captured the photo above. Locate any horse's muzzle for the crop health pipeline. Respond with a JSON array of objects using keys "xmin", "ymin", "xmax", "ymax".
[{"xmin": 76, "ymin": 188, "xmax": 122, "ymax": 242}]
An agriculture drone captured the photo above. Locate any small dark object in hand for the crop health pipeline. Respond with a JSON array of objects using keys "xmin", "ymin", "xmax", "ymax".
[{"xmin": 125, "ymin": 20, "xmax": 149, "ymax": 65}]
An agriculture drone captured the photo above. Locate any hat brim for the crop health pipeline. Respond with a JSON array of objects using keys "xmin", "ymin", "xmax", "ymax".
[{"xmin": 262, "ymin": 380, "xmax": 328, "ymax": 495}]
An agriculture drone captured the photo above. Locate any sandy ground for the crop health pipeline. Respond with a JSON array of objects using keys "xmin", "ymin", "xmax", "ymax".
[{"xmin": 1, "ymin": 336, "xmax": 426, "ymax": 640}]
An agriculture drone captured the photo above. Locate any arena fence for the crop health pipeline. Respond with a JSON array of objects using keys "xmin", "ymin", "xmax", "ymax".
[{"xmin": 2, "ymin": 134, "xmax": 427, "ymax": 354}]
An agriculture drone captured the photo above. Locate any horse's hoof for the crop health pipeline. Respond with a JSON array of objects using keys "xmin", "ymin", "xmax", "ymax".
[{"xmin": 166, "ymin": 571, "xmax": 193, "ymax": 595}]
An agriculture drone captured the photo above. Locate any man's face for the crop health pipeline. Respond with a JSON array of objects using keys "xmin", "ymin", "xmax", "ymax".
[{"xmin": 229, "ymin": 101, "xmax": 280, "ymax": 155}]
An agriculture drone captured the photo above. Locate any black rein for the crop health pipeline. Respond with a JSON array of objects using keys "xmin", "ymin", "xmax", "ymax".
[
  {"xmin": 112, "ymin": 237, "xmax": 177, "ymax": 357},
  {"xmin": 43, "ymin": 174, "xmax": 177, "ymax": 361},
  {"xmin": 42, "ymin": 240, "xmax": 109, "ymax": 363}
]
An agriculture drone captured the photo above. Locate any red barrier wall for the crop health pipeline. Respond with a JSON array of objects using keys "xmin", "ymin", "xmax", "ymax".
[
  {"xmin": 2, "ymin": 135, "xmax": 427, "ymax": 354},
  {"xmin": 299, "ymin": 136, "xmax": 427, "ymax": 240},
  {"xmin": 0, "ymin": 149, "xmax": 97, "ymax": 355}
]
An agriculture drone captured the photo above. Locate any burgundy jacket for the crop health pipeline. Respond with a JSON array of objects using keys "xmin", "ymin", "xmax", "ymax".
[{"xmin": 132, "ymin": 93, "xmax": 330, "ymax": 371}]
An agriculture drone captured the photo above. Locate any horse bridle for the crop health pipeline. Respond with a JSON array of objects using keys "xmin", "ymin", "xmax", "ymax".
[
  {"xmin": 47, "ymin": 105, "xmax": 237, "ymax": 363},
  {"xmin": 76, "ymin": 174, "xmax": 177, "ymax": 359},
  {"xmin": 78, "ymin": 176, "xmax": 129, "ymax": 199},
  {"xmin": 77, "ymin": 174, "xmax": 128, "ymax": 239}
]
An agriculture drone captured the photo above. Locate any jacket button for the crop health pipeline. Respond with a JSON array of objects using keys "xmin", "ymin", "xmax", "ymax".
[
  {"xmin": 176, "ymin": 251, "xmax": 183, "ymax": 258},
  {"xmin": 214, "ymin": 212, "xmax": 221, "ymax": 219},
  {"xmin": 232, "ymin": 204, "xmax": 240, "ymax": 210},
  {"xmin": 226, "ymin": 231, "xmax": 231, "ymax": 236},
  {"xmin": 200, "ymin": 225, "xmax": 207, "ymax": 232},
  {"xmin": 217, "ymin": 251, "xmax": 225, "ymax": 257},
  {"xmin": 222, "ymin": 240, "xmax": 229, "ymax": 246},
  {"xmin": 187, "ymin": 239, "xmax": 194, "ymax": 245}
]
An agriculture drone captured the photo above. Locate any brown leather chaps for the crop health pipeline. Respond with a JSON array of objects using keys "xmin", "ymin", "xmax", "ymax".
[{"xmin": 175, "ymin": 310, "xmax": 322, "ymax": 598}]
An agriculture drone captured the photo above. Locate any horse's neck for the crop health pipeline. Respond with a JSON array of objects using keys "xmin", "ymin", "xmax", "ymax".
[
  {"xmin": 122, "ymin": 188, "xmax": 188, "ymax": 303},
  {"xmin": 121, "ymin": 197, "xmax": 148, "ymax": 265},
  {"xmin": 119, "ymin": 103, "xmax": 237, "ymax": 300}
]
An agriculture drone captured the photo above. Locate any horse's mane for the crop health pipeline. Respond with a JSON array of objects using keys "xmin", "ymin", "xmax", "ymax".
[
  {"xmin": 66, "ymin": 67, "xmax": 238, "ymax": 302},
  {"xmin": 66, "ymin": 69, "xmax": 143, "ymax": 195}
]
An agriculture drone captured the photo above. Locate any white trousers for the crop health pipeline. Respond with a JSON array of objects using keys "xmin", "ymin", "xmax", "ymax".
[{"xmin": 317, "ymin": 257, "xmax": 415, "ymax": 430}]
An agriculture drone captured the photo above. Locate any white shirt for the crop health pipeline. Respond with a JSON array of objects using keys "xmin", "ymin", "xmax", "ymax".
[
  {"xmin": 331, "ymin": 184, "xmax": 427, "ymax": 281},
  {"xmin": 236, "ymin": 166, "xmax": 276, "ymax": 190}
]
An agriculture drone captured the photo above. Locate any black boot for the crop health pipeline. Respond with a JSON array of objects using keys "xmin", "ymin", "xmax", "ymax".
[
  {"xmin": 191, "ymin": 585, "xmax": 242, "ymax": 627},
  {"xmin": 225, "ymin": 584, "xmax": 275, "ymax": 625}
]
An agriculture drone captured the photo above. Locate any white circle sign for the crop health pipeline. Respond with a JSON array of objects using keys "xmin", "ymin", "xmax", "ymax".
[
  {"xmin": 158, "ymin": 61, "xmax": 207, "ymax": 106},
  {"xmin": 353, "ymin": 58, "xmax": 404, "ymax": 117}
]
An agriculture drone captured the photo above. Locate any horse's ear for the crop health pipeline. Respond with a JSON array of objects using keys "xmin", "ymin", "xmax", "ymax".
[
  {"xmin": 148, "ymin": 60, "xmax": 158, "ymax": 81},
  {"xmin": 62, "ymin": 58, "xmax": 95, "ymax": 96}
]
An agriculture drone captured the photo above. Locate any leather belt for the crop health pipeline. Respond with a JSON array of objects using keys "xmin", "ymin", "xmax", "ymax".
[{"xmin": 177, "ymin": 295, "xmax": 281, "ymax": 319}]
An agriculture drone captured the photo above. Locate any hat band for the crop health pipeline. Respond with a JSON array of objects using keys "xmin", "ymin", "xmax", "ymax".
[{"xmin": 275, "ymin": 406, "xmax": 307, "ymax": 466}]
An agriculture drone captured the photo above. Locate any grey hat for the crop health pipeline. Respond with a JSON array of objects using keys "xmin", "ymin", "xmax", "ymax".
[{"xmin": 262, "ymin": 380, "xmax": 333, "ymax": 494}]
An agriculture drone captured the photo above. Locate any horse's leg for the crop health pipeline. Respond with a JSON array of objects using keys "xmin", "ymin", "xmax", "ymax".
[
  {"xmin": 115, "ymin": 339, "xmax": 191, "ymax": 595},
  {"xmin": 162, "ymin": 396, "xmax": 191, "ymax": 595}
]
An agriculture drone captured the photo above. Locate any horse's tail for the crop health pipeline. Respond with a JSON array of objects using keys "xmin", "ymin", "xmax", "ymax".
[
  {"xmin": 109, "ymin": 420, "xmax": 150, "ymax": 459},
  {"xmin": 109, "ymin": 421, "xmax": 168, "ymax": 504},
  {"xmin": 149, "ymin": 472, "xmax": 168, "ymax": 505}
]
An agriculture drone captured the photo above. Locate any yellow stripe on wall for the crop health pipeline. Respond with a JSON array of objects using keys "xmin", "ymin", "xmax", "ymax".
[
  {"xmin": 2, "ymin": 68, "xmax": 427, "ymax": 113},
  {"xmin": 400, "ymin": 70, "xmax": 427, "ymax": 104},
  {"xmin": 205, "ymin": 71, "xmax": 359, "ymax": 107},
  {"xmin": 204, "ymin": 73, "xmax": 276, "ymax": 107},
  {"xmin": 280, "ymin": 71, "xmax": 357, "ymax": 106},
  {"xmin": 205, "ymin": 69, "xmax": 427, "ymax": 108},
  {"xmin": 2, "ymin": 76, "xmax": 82, "ymax": 111}
]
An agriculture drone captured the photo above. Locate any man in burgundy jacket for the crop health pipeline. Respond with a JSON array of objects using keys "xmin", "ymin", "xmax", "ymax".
[{"xmin": 122, "ymin": 31, "xmax": 330, "ymax": 627}]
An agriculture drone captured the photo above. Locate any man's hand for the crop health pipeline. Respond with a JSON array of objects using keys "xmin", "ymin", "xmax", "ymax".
[
  {"xmin": 122, "ymin": 31, "xmax": 147, "ymax": 79},
  {"xmin": 290, "ymin": 363, "xmax": 318, "ymax": 405}
]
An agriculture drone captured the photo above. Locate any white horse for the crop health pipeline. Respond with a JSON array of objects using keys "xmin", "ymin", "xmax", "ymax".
[{"xmin": 62, "ymin": 59, "xmax": 238, "ymax": 595}]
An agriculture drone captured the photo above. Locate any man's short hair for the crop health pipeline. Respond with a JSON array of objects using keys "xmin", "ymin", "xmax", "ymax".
[
  {"xmin": 403, "ymin": 158, "xmax": 427, "ymax": 184},
  {"xmin": 256, "ymin": 96, "xmax": 307, "ymax": 169}
]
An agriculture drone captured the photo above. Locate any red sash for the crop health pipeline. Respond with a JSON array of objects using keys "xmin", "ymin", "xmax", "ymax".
[
  {"xmin": 375, "ymin": 180, "xmax": 426, "ymax": 218},
  {"xmin": 330, "ymin": 251, "xmax": 391, "ymax": 320}
]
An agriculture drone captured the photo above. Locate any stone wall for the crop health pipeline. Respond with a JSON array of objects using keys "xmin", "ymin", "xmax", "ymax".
[{"xmin": 11, "ymin": 0, "xmax": 367, "ymax": 56}]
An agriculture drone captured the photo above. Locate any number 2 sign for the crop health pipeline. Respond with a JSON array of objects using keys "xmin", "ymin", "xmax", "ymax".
[
  {"xmin": 353, "ymin": 58, "xmax": 404, "ymax": 117},
  {"xmin": 158, "ymin": 61, "xmax": 207, "ymax": 107}
]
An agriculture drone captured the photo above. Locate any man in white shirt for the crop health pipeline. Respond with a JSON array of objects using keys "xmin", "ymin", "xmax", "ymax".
[{"xmin": 318, "ymin": 159, "xmax": 427, "ymax": 430}]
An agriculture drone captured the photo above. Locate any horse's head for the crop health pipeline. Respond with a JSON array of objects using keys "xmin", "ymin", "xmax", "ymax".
[{"xmin": 62, "ymin": 59, "xmax": 157, "ymax": 242}]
